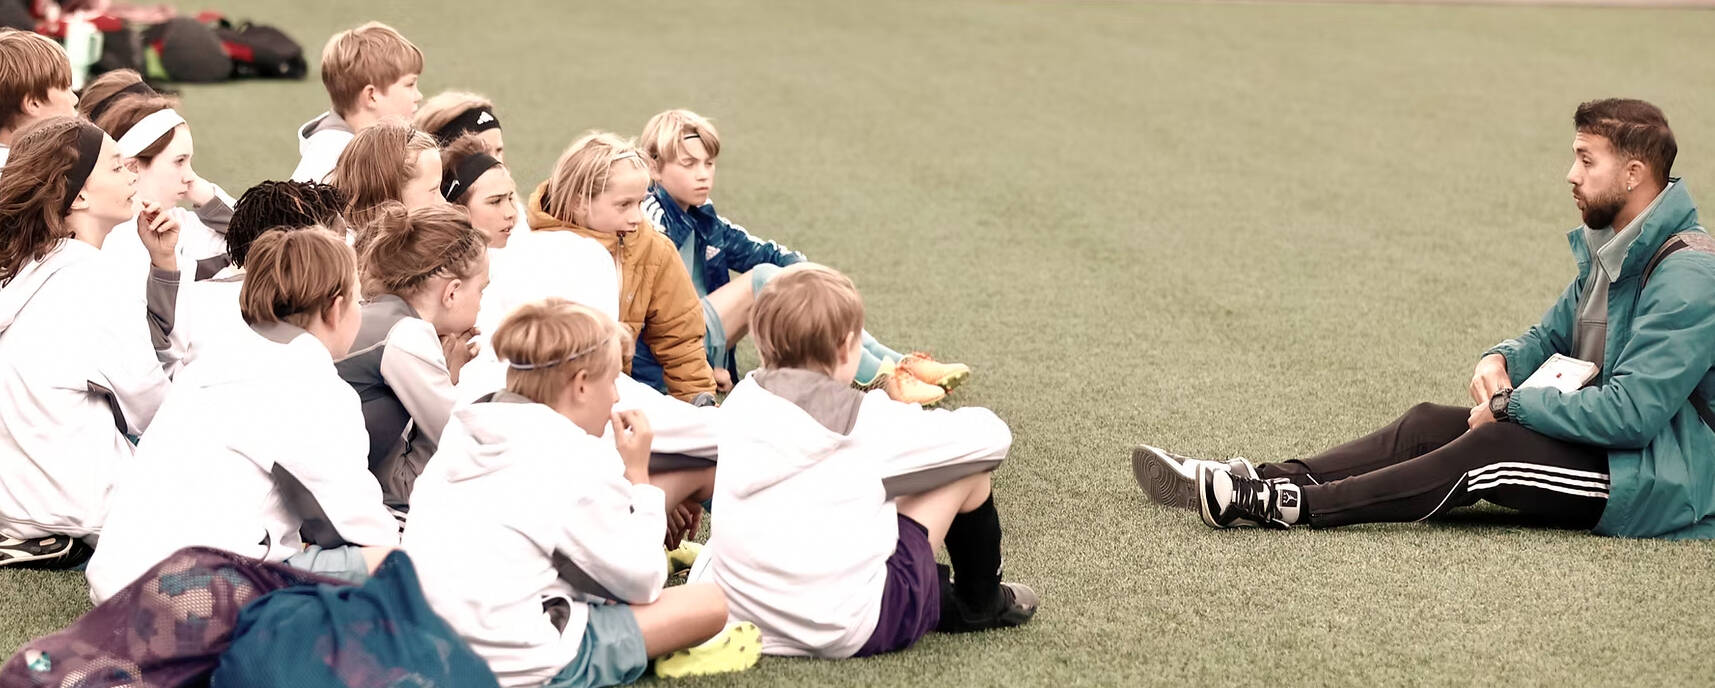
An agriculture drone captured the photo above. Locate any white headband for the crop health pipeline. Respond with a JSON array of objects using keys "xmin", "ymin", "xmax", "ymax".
[{"xmin": 117, "ymin": 109, "xmax": 186, "ymax": 158}]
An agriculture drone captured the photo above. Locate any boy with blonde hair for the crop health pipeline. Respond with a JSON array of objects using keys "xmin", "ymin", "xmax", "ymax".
[
  {"xmin": 690, "ymin": 264, "xmax": 1037, "ymax": 659},
  {"xmin": 406, "ymin": 298, "xmax": 759, "ymax": 686},
  {"xmin": 0, "ymin": 28, "xmax": 77, "ymax": 171},
  {"xmin": 639, "ymin": 109, "xmax": 967, "ymax": 405},
  {"xmin": 291, "ymin": 21, "xmax": 424, "ymax": 183}
]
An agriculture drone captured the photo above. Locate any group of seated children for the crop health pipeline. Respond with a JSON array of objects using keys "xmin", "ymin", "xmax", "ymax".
[{"xmin": 0, "ymin": 20, "xmax": 1036, "ymax": 687}]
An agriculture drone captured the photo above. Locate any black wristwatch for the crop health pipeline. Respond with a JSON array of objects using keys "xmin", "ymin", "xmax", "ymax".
[{"xmin": 1489, "ymin": 388, "xmax": 1514, "ymax": 423}]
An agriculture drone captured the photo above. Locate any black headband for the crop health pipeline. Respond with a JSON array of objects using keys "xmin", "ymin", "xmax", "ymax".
[
  {"xmin": 433, "ymin": 107, "xmax": 501, "ymax": 144},
  {"xmin": 85, "ymin": 81, "xmax": 155, "ymax": 123},
  {"xmin": 62, "ymin": 122, "xmax": 106, "ymax": 215},
  {"xmin": 441, "ymin": 152, "xmax": 501, "ymax": 202}
]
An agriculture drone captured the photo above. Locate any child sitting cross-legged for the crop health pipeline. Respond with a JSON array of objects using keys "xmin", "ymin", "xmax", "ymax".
[
  {"xmin": 689, "ymin": 264, "xmax": 1038, "ymax": 659},
  {"xmin": 404, "ymin": 298, "xmax": 760, "ymax": 687}
]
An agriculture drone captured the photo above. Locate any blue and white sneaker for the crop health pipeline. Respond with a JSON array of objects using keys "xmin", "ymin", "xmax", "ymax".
[{"xmin": 1131, "ymin": 445, "xmax": 1258, "ymax": 510}]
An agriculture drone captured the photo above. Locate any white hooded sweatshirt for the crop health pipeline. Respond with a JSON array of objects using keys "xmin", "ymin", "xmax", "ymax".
[
  {"xmin": 404, "ymin": 395, "xmax": 667, "ymax": 687},
  {"xmin": 290, "ymin": 111, "xmax": 356, "ymax": 183},
  {"xmin": 689, "ymin": 369, "xmax": 1011, "ymax": 658},
  {"xmin": 85, "ymin": 322, "xmax": 399, "ymax": 602},
  {"xmin": 0, "ymin": 239, "xmax": 171, "ymax": 540}
]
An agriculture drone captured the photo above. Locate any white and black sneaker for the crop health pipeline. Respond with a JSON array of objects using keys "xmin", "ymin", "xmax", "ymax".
[
  {"xmin": 1197, "ymin": 466, "xmax": 1300, "ymax": 529},
  {"xmin": 0, "ymin": 534, "xmax": 92, "ymax": 569},
  {"xmin": 1131, "ymin": 445, "xmax": 1259, "ymax": 510}
]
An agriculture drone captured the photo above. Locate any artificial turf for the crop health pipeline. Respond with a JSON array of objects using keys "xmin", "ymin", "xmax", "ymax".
[{"xmin": 5, "ymin": 0, "xmax": 1715, "ymax": 684}]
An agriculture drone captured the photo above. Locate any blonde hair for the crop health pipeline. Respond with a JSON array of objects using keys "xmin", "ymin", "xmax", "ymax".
[
  {"xmin": 331, "ymin": 122, "xmax": 438, "ymax": 239},
  {"xmin": 752, "ymin": 264, "xmax": 865, "ymax": 373},
  {"xmin": 544, "ymin": 131, "xmax": 647, "ymax": 226},
  {"xmin": 639, "ymin": 109, "xmax": 721, "ymax": 166},
  {"xmin": 92, "ymin": 93, "xmax": 182, "ymax": 163},
  {"xmin": 319, "ymin": 21, "xmax": 424, "ymax": 117},
  {"xmin": 359, "ymin": 201, "xmax": 486, "ymax": 297},
  {"xmin": 494, "ymin": 298, "xmax": 629, "ymax": 405},
  {"xmin": 0, "ymin": 29, "xmax": 71, "ymax": 133},
  {"xmin": 414, "ymin": 90, "xmax": 494, "ymax": 142},
  {"xmin": 239, "ymin": 228, "xmax": 358, "ymax": 328}
]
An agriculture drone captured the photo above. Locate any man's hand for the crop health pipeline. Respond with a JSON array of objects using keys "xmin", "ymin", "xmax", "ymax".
[
  {"xmin": 137, "ymin": 201, "xmax": 180, "ymax": 272},
  {"xmin": 612, "ymin": 410, "xmax": 653, "ymax": 485},
  {"xmin": 1468, "ymin": 402, "xmax": 1497, "ymax": 429},
  {"xmin": 1470, "ymin": 353, "xmax": 1511, "ymax": 405}
]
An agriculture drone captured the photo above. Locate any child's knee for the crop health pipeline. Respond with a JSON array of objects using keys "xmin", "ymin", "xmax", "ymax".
[{"xmin": 747, "ymin": 263, "xmax": 783, "ymax": 294}]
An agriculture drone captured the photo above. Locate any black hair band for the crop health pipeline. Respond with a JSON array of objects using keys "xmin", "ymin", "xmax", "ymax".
[
  {"xmin": 433, "ymin": 107, "xmax": 501, "ymax": 145},
  {"xmin": 441, "ymin": 152, "xmax": 501, "ymax": 202},
  {"xmin": 85, "ymin": 81, "xmax": 155, "ymax": 123},
  {"xmin": 62, "ymin": 122, "xmax": 106, "ymax": 215}
]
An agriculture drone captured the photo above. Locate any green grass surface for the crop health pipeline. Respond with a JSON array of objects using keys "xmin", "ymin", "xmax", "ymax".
[{"xmin": 7, "ymin": 1, "xmax": 1715, "ymax": 684}]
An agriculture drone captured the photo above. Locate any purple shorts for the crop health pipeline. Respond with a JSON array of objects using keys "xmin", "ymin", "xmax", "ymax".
[{"xmin": 853, "ymin": 514, "xmax": 941, "ymax": 657}]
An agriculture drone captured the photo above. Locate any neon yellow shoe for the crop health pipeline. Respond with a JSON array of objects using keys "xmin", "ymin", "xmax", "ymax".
[
  {"xmin": 898, "ymin": 352, "xmax": 971, "ymax": 391},
  {"xmin": 666, "ymin": 540, "xmax": 702, "ymax": 576},
  {"xmin": 653, "ymin": 621, "xmax": 763, "ymax": 679}
]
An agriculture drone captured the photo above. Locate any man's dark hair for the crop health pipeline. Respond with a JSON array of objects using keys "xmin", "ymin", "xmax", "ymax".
[
  {"xmin": 1575, "ymin": 99, "xmax": 1676, "ymax": 187},
  {"xmin": 228, "ymin": 181, "xmax": 348, "ymax": 268}
]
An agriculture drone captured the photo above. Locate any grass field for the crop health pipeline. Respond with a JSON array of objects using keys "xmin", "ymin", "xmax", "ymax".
[{"xmin": 6, "ymin": 1, "xmax": 1715, "ymax": 685}]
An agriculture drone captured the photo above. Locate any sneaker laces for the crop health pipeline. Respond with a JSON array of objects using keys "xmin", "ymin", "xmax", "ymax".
[{"xmin": 1228, "ymin": 476, "xmax": 1287, "ymax": 528}]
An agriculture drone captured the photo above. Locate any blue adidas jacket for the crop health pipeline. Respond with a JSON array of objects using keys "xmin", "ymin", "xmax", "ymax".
[{"xmin": 642, "ymin": 186, "xmax": 805, "ymax": 297}]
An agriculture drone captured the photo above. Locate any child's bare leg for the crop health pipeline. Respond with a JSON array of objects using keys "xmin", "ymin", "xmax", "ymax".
[
  {"xmin": 631, "ymin": 582, "xmax": 729, "ymax": 657},
  {"xmin": 894, "ymin": 471, "xmax": 992, "ymax": 549},
  {"xmin": 649, "ymin": 465, "xmax": 715, "ymax": 508},
  {"xmin": 705, "ymin": 275, "xmax": 757, "ymax": 345}
]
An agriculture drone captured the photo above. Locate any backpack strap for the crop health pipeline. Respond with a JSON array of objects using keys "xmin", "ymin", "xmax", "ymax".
[{"xmin": 1639, "ymin": 228, "xmax": 1715, "ymax": 430}]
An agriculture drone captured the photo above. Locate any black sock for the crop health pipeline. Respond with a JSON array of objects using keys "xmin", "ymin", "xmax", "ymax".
[{"xmin": 944, "ymin": 494, "xmax": 1003, "ymax": 614}]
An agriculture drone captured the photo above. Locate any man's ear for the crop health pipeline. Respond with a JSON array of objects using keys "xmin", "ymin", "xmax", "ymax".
[{"xmin": 1626, "ymin": 159, "xmax": 1649, "ymax": 191}]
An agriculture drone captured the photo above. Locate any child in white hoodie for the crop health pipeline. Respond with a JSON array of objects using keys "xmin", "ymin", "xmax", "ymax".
[
  {"xmin": 405, "ymin": 298, "xmax": 759, "ymax": 687},
  {"xmin": 86, "ymin": 228, "xmax": 398, "ymax": 602},
  {"xmin": 0, "ymin": 118, "xmax": 177, "ymax": 568},
  {"xmin": 290, "ymin": 21, "xmax": 423, "ymax": 184},
  {"xmin": 690, "ymin": 264, "xmax": 1038, "ymax": 658}
]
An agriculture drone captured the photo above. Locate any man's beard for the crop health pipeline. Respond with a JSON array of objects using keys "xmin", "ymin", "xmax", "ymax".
[{"xmin": 1581, "ymin": 184, "xmax": 1627, "ymax": 229}]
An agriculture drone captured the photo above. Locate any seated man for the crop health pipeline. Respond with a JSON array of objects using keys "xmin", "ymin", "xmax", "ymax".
[{"xmin": 1134, "ymin": 99, "xmax": 1715, "ymax": 539}]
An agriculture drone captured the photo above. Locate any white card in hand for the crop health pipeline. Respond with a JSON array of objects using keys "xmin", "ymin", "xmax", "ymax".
[{"xmin": 1519, "ymin": 354, "xmax": 1599, "ymax": 393}]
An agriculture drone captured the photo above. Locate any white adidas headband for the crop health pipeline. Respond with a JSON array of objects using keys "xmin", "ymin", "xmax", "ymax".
[{"xmin": 116, "ymin": 109, "xmax": 187, "ymax": 158}]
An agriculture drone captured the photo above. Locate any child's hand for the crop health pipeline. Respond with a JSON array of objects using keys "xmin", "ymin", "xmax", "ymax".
[
  {"xmin": 612, "ymin": 409, "xmax": 653, "ymax": 484},
  {"xmin": 187, "ymin": 175, "xmax": 217, "ymax": 207},
  {"xmin": 666, "ymin": 500, "xmax": 702, "ymax": 548},
  {"xmin": 713, "ymin": 368, "xmax": 733, "ymax": 393},
  {"xmin": 441, "ymin": 330, "xmax": 478, "ymax": 385},
  {"xmin": 137, "ymin": 201, "xmax": 180, "ymax": 272}
]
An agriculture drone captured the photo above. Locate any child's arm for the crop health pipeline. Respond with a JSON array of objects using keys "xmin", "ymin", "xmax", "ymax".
[
  {"xmin": 644, "ymin": 247, "xmax": 717, "ymax": 401},
  {"xmin": 868, "ymin": 401, "xmax": 1014, "ymax": 499},
  {"xmin": 714, "ymin": 213, "xmax": 805, "ymax": 272},
  {"xmin": 379, "ymin": 320, "xmax": 459, "ymax": 444},
  {"xmin": 556, "ymin": 436, "xmax": 670, "ymax": 604}
]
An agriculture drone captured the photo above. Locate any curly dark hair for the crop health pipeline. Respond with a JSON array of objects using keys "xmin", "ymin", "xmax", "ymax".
[{"xmin": 228, "ymin": 181, "xmax": 348, "ymax": 268}]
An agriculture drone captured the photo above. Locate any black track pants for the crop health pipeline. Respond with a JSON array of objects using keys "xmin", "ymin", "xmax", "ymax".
[{"xmin": 1258, "ymin": 403, "xmax": 1608, "ymax": 529}]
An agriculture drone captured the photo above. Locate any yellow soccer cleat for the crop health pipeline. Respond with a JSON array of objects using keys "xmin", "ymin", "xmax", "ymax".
[
  {"xmin": 653, "ymin": 621, "xmax": 763, "ymax": 679},
  {"xmin": 897, "ymin": 352, "xmax": 971, "ymax": 391},
  {"xmin": 874, "ymin": 360, "xmax": 947, "ymax": 406},
  {"xmin": 666, "ymin": 540, "xmax": 702, "ymax": 576}
]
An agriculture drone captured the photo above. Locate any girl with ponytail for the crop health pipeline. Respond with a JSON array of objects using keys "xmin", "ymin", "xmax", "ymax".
[{"xmin": 335, "ymin": 201, "xmax": 489, "ymax": 518}]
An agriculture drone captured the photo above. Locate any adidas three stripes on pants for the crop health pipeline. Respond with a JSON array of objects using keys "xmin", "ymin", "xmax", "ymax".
[{"xmin": 1258, "ymin": 403, "xmax": 1609, "ymax": 529}]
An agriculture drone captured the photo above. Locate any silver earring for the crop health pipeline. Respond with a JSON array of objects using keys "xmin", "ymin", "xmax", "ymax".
[{"xmin": 1628, "ymin": 183, "xmax": 1635, "ymax": 192}]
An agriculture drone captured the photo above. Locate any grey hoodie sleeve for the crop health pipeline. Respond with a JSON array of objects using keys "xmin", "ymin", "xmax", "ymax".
[{"xmin": 145, "ymin": 266, "xmax": 179, "ymax": 364}]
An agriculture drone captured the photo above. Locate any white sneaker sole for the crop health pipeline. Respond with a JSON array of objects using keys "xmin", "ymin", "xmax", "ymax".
[{"xmin": 1131, "ymin": 445, "xmax": 1198, "ymax": 510}]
